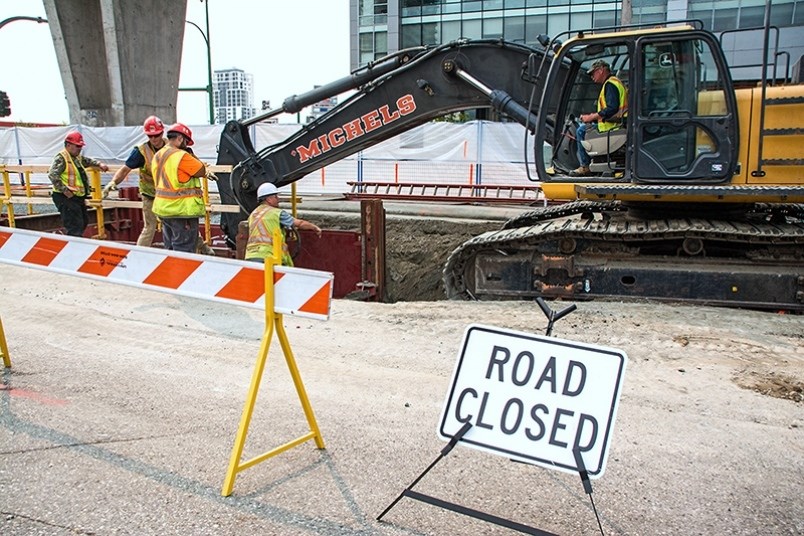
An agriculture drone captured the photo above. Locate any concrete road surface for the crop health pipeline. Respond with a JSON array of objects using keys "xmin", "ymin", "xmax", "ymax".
[{"xmin": 1, "ymin": 263, "xmax": 803, "ymax": 535}]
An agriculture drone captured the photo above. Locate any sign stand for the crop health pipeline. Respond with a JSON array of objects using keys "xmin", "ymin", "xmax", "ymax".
[
  {"xmin": 0, "ymin": 314, "xmax": 11, "ymax": 368},
  {"xmin": 221, "ymin": 231, "xmax": 326, "ymax": 497},
  {"xmin": 378, "ymin": 298, "xmax": 607, "ymax": 535}
]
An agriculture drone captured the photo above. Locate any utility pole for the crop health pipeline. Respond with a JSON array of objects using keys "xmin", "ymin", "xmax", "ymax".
[{"xmin": 181, "ymin": 1, "xmax": 214, "ymax": 125}]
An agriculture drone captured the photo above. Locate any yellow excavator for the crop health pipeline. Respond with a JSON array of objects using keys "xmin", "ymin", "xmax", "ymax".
[{"xmin": 215, "ymin": 18, "xmax": 803, "ymax": 310}]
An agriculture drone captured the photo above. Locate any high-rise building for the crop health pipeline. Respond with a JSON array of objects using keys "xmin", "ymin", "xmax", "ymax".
[
  {"xmin": 350, "ymin": 0, "xmax": 804, "ymax": 82},
  {"xmin": 213, "ymin": 68, "xmax": 257, "ymax": 124}
]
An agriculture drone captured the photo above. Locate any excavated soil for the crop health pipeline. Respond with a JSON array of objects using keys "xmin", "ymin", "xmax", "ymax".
[{"xmin": 302, "ymin": 212, "xmax": 502, "ymax": 302}]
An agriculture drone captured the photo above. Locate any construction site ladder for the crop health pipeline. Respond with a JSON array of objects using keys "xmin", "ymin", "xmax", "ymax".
[{"xmin": 345, "ymin": 181, "xmax": 542, "ymax": 204}]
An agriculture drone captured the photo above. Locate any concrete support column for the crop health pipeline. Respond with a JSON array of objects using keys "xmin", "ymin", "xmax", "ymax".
[{"xmin": 43, "ymin": 0, "xmax": 187, "ymax": 126}]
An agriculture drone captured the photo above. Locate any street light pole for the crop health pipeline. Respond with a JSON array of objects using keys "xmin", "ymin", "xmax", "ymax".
[
  {"xmin": 0, "ymin": 15, "xmax": 47, "ymax": 31},
  {"xmin": 181, "ymin": 0, "xmax": 214, "ymax": 125},
  {"xmin": 203, "ymin": 0, "xmax": 214, "ymax": 124}
]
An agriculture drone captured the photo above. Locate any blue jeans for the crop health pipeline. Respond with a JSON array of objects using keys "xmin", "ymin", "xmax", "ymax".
[
  {"xmin": 576, "ymin": 122, "xmax": 597, "ymax": 167},
  {"xmin": 160, "ymin": 217, "xmax": 198, "ymax": 253}
]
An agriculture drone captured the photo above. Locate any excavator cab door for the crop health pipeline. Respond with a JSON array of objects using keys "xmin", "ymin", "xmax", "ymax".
[{"xmin": 631, "ymin": 32, "xmax": 739, "ymax": 182}]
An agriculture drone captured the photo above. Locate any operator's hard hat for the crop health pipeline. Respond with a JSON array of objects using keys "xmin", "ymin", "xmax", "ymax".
[
  {"xmin": 143, "ymin": 115, "xmax": 164, "ymax": 136},
  {"xmin": 166, "ymin": 122, "xmax": 194, "ymax": 146},
  {"xmin": 64, "ymin": 131, "xmax": 85, "ymax": 147},
  {"xmin": 257, "ymin": 182, "xmax": 279, "ymax": 200},
  {"xmin": 587, "ymin": 59, "xmax": 610, "ymax": 74}
]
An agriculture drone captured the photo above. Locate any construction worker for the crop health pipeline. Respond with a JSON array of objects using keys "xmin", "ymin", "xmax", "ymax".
[
  {"xmin": 103, "ymin": 117, "xmax": 216, "ymax": 255},
  {"xmin": 102, "ymin": 115, "xmax": 165, "ymax": 246},
  {"xmin": 245, "ymin": 182, "xmax": 321, "ymax": 266},
  {"xmin": 572, "ymin": 59, "xmax": 628, "ymax": 176},
  {"xmin": 48, "ymin": 131, "xmax": 109, "ymax": 236},
  {"xmin": 151, "ymin": 123, "xmax": 207, "ymax": 252}
]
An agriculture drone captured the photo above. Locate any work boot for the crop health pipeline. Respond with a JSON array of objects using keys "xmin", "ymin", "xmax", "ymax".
[{"xmin": 570, "ymin": 166, "xmax": 590, "ymax": 176}]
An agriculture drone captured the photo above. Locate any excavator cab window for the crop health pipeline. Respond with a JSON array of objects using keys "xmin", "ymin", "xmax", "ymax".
[
  {"xmin": 632, "ymin": 33, "xmax": 738, "ymax": 182},
  {"xmin": 549, "ymin": 42, "xmax": 631, "ymax": 176}
]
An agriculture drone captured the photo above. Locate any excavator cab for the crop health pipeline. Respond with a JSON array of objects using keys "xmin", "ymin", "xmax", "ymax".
[
  {"xmin": 549, "ymin": 42, "xmax": 631, "ymax": 176},
  {"xmin": 539, "ymin": 26, "xmax": 740, "ymax": 186}
]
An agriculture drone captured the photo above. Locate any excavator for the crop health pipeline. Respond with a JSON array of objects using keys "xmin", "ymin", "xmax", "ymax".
[{"xmin": 215, "ymin": 18, "xmax": 804, "ymax": 311}]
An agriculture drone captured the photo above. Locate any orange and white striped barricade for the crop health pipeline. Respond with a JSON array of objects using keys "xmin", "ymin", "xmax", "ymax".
[
  {"xmin": 0, "ymin": 227, "xmax": 332, "ymax": 319},
  {"xmin": 0, "ymin": 226, "xmax": 333, "ymax": 492}
]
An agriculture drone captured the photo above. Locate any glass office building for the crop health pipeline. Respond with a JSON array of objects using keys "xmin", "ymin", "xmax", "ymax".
[{"xmin": 350, "ymin": 0, "xmax": 804, "ymax": 81}]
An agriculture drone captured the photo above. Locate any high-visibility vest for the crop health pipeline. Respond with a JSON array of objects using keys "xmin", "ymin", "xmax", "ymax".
[
  {"xmin": 151, "ymin": 146, "xmax": 205, "ymax": 218},
  {"xmin": 56, "ymin": 149, "xmax": 88, "ymax": 197},
  {"xmin": 245, "ymin": 204, "xmax": 293, "ymax": 266},
  {"xmin": 136, "ymin": 140, "xmax": 163, "ymax": 198},
  {"xmin": 597, "ymin": 76, "xmax": 628, "ymax": 133}
]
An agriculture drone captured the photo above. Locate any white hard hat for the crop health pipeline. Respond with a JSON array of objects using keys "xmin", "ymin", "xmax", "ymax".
[{"xmin": 257, "ymin": 182, "xmax": 279, "ymax": 199}]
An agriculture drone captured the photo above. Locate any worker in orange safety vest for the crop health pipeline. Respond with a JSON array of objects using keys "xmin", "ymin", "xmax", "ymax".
[
  {"xmin": 245, "ymin": 182, "xmax": 321, "ymax": 266},
  {"xmin": 151, "ymin": 123, "xmax": 208, "ymax": 252}
]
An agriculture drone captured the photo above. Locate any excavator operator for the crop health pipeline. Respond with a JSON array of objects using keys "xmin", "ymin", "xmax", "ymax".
[{"xmin": 571, "ymin": 59, "xmax": 628, "ymax": 176}]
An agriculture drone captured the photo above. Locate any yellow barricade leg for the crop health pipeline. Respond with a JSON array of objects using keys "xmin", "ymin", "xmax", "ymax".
[
  {"xmin": 221, "ymin": 229, "xmax": 325, "ymax": 496},
  {"xmin": 0, "ymin": 314, "xmax": 11, "ymax": 368},
  {"xmin": 1, "ymin": 169, "xmax": 17, "ymax": 228}
]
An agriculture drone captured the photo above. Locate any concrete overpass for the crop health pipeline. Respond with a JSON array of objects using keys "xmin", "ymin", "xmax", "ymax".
[{"xmin": 43, "ymin": 0, "xmax": 187, "ymax": 126}]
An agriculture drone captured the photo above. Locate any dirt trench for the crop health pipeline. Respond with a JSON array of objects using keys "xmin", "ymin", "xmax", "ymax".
[{"xmin": 306, "ymin": 212, "xmax": 502, "ymax": 302}]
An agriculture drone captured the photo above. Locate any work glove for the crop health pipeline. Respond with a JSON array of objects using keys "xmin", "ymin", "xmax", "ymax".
[
  {"xmin": 102, "ymin": 182, "xmax": 117, "ymax": 198},
  {"xmin": 206, "ymin": 169, "xmax": 218, "ymax": 181}
]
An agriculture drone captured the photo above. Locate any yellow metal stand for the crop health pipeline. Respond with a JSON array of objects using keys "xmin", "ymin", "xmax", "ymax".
[
  {"xmin": 1, "ymin": 167, "xmax": 16, "ymax": 228},
  {"xmin": 88, "ymin": 169, "xmax": 106, "ymax": 239},
  {"xmin": 221, "ymin": 231, "xmax": 325, "ymax": 496},
  {"xmin": 0, "ymin": 314, "xmax": 11, "ymax": 368}
]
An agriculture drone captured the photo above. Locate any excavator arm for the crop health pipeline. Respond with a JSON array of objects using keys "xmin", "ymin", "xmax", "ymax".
[{"xmin": 215, "ymin": 39, "xmax": 563, "ymax": 245}]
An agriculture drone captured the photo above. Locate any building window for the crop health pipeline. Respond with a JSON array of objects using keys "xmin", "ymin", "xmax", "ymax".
[
  {"xmin": 689, "ymin": 0, "xmax": 799, "ymax": 30},
  {"xmin": 463, "ymin": 18, "xmax": 482, "ymax": 38},
  {"xmin": 483, "ymin": 17, "xmax": 503, "ymax": 38},
  {"xmin": 504, "ymin": 15, "xmax": 525, "ymax": 42}
]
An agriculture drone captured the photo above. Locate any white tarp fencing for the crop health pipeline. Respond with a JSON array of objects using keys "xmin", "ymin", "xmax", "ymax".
[{"xmin": 0, "ymin": 121, "xmax": 545, "ymax": 195}]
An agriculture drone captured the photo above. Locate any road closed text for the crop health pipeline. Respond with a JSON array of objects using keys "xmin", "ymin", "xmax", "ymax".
[
  {"xmin": 454, "ymin": 346, "xmax": 597, "ymax": 453},
  {"xmin": 439, "ymin": 325, "xmax": 627, "ymax": 477}
]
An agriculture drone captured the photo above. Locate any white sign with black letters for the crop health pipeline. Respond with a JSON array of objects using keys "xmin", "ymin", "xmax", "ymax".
[{"xmin": 438, "ymin": 324, "xmax": 627, "ymax": 478}]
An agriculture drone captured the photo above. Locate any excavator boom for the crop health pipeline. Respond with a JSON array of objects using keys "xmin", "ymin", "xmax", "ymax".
[{"xmin": 215, "ymin": 39, "xmax": 562, "ymax": 243}]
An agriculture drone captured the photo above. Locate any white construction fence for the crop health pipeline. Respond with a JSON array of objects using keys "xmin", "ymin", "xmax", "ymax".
[{"xmin": 0, "ymin": 121, "xmax": 547, "ymax": 196}]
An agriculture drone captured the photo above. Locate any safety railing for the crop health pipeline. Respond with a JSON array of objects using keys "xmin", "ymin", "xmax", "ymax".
[{"xmin": 0, "ymin": 164, "xmax": 239, "ymax": 246}]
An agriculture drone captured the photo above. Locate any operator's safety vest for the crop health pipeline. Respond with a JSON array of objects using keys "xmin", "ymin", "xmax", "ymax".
[
  {"xmin": 245, "ymin": 204, "xmax": 293, "ymax": 266},
  {"xmin": 597, "ymin": 76, "xmax": 628, "ymax": 133},
  {"xmin": 136, "ymin": 140, "xmax": 163, "ymax": 198},
  {"xmin": 55, "ymin": 149, "xmax": 89, "ymax": 197},
  {"xmin": 151, "ymin": 146, "xmax": 205, "ymax": 218}
]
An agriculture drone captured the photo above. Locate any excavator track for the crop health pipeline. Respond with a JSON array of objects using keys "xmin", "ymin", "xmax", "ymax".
[
  {"xmin": 444, "ymin": 203, "xmax": 804, "ymax": 311},
  {"xmin": 501, "ymin": 200, "xmax": 626, "ymax": 229}
]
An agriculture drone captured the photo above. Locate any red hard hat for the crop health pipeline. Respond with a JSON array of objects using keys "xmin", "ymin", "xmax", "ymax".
[
  {"xmin": 143, "ymin": 115, "xmax": 164, "ymax": 136},
  {"xmin": 167, "ymin": 123, "xmax": 194, "ymax": 146},
  {"xmin": 64, "ymin": 131, "xmax": 85, "ymax": 147}
]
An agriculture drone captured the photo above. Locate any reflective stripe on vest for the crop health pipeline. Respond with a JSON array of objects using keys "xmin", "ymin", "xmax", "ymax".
[
  {"xmin": 245, "ymin": 204, "xmax": 292, "ymax": 266},
  {"xmin": 597, "ymin": 76, "xmax": 628, "ymax": 133},
  {"xmin": 58, "ymin": 149, "xmax": 87, "ymax": 196},
  {"xmin": 152, "ymin": 147, "xmax": 205, "ymax": 218},
  {"xmin": 136, "ymin": 140, "xmax": 161, "ymax": 198}
]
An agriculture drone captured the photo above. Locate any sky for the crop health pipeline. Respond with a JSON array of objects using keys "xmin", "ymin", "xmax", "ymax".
[{"xmin": 0, "ymin": 0, "xmax": 351, "ymax": 126}]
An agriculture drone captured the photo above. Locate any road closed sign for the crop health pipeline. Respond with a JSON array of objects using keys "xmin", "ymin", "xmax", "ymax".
[{"xmin": 438, "ymin": 324, "xmax": 627, "ymax": 478}]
